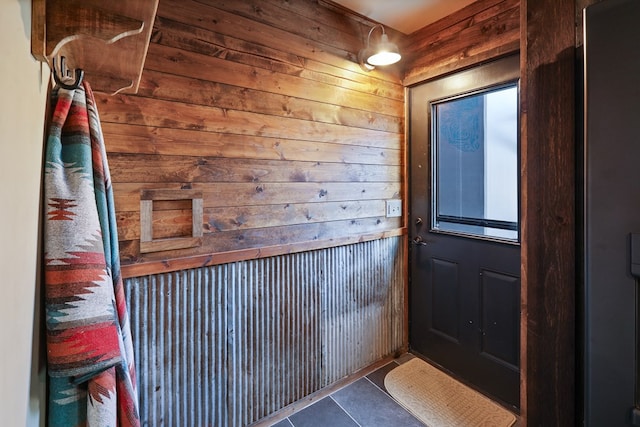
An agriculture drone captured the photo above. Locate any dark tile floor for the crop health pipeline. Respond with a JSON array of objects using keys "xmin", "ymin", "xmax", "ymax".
[
  {"xmin": 268, "ymin": 353, "xmax": 520, "ymax": 427},
  {"xmin": 270, "ymin": 358, "xmax": 427, "ymax": 427}
]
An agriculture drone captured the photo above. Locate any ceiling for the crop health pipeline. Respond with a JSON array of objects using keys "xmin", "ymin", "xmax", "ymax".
[{"xmin": 331, "ymin": 0, "xmax": 477, "ymax": 34}]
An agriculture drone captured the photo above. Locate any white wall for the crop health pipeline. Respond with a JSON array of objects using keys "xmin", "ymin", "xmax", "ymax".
[{"xmin": 0, "ymin": 1, "xmax": 48, "ymax": 425}]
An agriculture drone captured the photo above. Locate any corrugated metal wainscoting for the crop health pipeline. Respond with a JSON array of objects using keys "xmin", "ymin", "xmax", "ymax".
[{"xmin": 124, "ymin": 236, "xmax": 405, "ymax": 427}]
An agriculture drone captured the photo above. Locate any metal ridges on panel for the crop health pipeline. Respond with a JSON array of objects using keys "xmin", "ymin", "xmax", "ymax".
[{"xmin": 124, "ymin": 236, "xmax": 404, "ymax": 426}]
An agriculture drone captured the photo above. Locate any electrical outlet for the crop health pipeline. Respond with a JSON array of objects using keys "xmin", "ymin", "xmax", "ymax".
[{"xmin": 386, "ymin": 200, "xmax": 402, "ymax": 217}]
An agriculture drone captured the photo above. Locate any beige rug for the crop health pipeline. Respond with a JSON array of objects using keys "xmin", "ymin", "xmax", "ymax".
[{"xmin": 384, "ymin": 358, "xmax": 516, "ymax": 427}]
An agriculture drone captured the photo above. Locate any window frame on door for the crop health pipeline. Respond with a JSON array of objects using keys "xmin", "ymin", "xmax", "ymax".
[{"xmin": 429, "ymin": 78, "xmax": 521, "ymax": 244}]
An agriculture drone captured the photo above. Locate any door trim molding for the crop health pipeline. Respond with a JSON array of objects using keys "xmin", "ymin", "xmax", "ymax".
[{"xmin": 520, "ymin": 0, "xmax": 576, "ymax": 425}]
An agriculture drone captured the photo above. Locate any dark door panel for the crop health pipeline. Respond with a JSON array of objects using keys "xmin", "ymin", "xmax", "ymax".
[
  {"xmin": 481, "ymin": 269, "xmax": 519, "ymax": 368},
  {"xmin": 410, "ymin": 233, "xmax": 520, "ymax": 406},
  {"xmin": 409, "ymin": 55, "xmax": 521, "ymax": 409}
]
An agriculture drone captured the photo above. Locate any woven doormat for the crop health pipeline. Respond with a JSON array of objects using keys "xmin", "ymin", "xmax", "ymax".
[{"xmin": 384, "ymin": 358, "xmax": 516, "ymax": 427}]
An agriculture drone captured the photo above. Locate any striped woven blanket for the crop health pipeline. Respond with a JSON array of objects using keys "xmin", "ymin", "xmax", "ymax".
[{"xmin": 43, "ymin": 81, "xmax": 139, "ymax": 426}]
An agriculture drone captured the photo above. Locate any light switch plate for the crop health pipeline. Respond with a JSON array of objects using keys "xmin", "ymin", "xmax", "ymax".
[{"xmin": 386, "ymin": 200, "xmax": 402, "ymax": 217}]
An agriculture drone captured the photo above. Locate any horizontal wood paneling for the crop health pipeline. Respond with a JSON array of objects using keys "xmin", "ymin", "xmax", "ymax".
[
  {"xmin": 103, "ymin": 124, "xmax": 401, "ymax": 164},
  {"xmin": 117, "ymin": 200, "xmax": 388, "ymax": 240},
  {"xmin": 113, "ymin": 182, "xmax": 401, "ymax": 210},
  {"xmin": 98, "ymin": 92, "xmax": 399, "ymax": 147},
  {"xmin": 120, "ymin": 216, "xmax": 401, "ymax": 257},
  {"xmin": 149, "ymin": 16, "xmax": 404, "ymax": 102},
  {"xmin": 403, "ymin": 0, "xmax": 520, "ymax": 85},
  {"xmin": 96, "ymin": 0, "xmax": 405, "ymax": 277},
  {"xmin": 135, "ymin": 70, "xmax": 403, "ymax": 133},
  {"xmin": 120, "ymin": 229, "xmax": 405, "ymax": 279},
  {"xmin": 108, "ymin": 155, "xmax": 401, "ymax": 183}
]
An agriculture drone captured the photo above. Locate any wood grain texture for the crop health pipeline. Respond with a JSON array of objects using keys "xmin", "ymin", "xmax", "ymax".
[
  {"xmin": 97, "ymin": 92, "xmax": 399, "ymax": 147},
  {"xmin": 120, "ymin": 227, "xmax": 406, "ymax": 277},
  {"xmin": 135, "ymin": 70, "xmax": 403, "ymax": 133},
  {"xmin": 403, "ymin": 0, "xmax": 520, "ymax": 86},
  {"xmin": 109, "ymin": 154, "xmax": 401, "ymax": 182},
  {"xmin": 140, "ymin": 200, "xmax": 154, "ymax": 242},
  {"xmin": 117, "ymin": 199, "xmax": 388, "ymax": 241},
  {"xmin": 81, "ymin": 0, "xmax": 581, "ymax": 424},
  {"xmin": 121, "ymin": 216, "xmax": 401, "ymax": 264},
  {"xmin": 139, "ymin": 190, "xmax": 204, "ymax": 253},
  {"xmin": 96, "ymin": 0, "xmax": 405, "ymax": 275},
  {"xmin": 520, "ymin": 0, "xmax": 576, "ymax": 425},
  {"xmin": 32, "ymin": 0, "xmax": 159, "ymax": 94},
  {"xmin": 140, "ymin": 188, "xmax": 203, "ymax": 201},
  {"xmin": 102, "ymin": 125, "xmax": 401, "ymax": 165},
  {"xmin": 140, "ymin": 236, "xmax": 202, "ymax": 253},
  {"xmin": 113, "ymin": 181, "xmax": 400, "ymax": 209}
]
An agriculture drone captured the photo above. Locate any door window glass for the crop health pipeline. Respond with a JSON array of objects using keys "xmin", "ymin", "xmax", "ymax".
[{"xmin": 431, "ymin": 83, "xmax": 519, "ymax": 241}]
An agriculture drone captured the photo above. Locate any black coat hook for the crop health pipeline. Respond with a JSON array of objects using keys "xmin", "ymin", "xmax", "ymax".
[{"xmin": 52, "ymin": 56, "xmax": 84, "ymax": 90}]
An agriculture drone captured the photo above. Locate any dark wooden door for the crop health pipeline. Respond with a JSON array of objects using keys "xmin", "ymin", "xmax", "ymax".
[{"xmin": 408, "ymin": 55, "xmax": 521, "ymax": 409}]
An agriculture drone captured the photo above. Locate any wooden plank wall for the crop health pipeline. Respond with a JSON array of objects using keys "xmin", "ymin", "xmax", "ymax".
[
  {"xmin": 94, "ymin": 0, "xmax": 406, "ymax": 278},
  {"xmin": 402, "ymin": 0, "xmax": 520, "ymax": 85}
]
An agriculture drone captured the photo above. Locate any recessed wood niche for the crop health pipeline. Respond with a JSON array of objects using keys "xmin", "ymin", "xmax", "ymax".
[{"xmin": 140, "ymin": 189, "xmax": 204, "ymax": 253}]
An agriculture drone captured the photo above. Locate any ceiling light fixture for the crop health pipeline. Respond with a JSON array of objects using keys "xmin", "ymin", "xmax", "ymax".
[{"xmin": 358, "ymin": 24, "xmax": 401, "ymax": 72}]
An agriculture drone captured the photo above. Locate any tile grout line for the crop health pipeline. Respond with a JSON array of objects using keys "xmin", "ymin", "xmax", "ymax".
[
  {"xmin": 271, "ymin": 360, "xmax": 409, "ymax": 427},
  {"xmin": 364, "ymin": 371, "xmax": 430, "ymax": 427},
  {"xmin": 329, "ymin": 396, "xmax": 363, "ymax": 427},
  {"xmin": 364, "ymin": 375, "xmax": 388, "ymax": 396}
]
